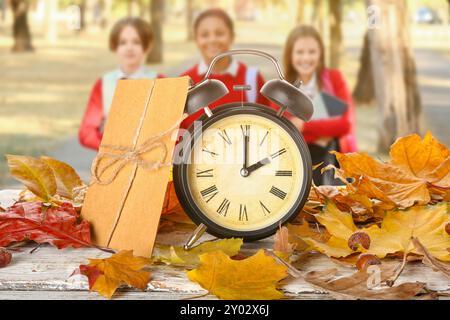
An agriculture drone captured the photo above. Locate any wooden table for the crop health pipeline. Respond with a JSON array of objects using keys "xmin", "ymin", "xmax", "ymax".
[{"xmin": 1, "ymin": 189, "xmax": 449, "ymax": 300}]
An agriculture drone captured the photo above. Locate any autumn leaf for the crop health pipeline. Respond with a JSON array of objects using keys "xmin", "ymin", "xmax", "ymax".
[
  {"xmin": 286, "ymin": 220, "xmax": 330, "ymax": 252},
  {"xmin": 390, "ymin": 132, "xmax": 449, "ymax": 187},
  {"xmin": 6, "ymin": 155, "xmax": 56, "ymax": 201},
  {"xmin": 312, "ymin": 185, "xmax": 381, "ymax": 222},
  {"xmin": 304, "ymin": 264, "xmax": 426, "ymax": 300},
  {"xmin": 331, "ymin": 132, "xmax": 450, "ymax": 208},
  {"xmin": 78, "ymin": 250, "xmax": 151, "ymax": 299},
  {"xmin": 41, "ymin": 157, "xmax": 83, "ymax": 199},
  {"xmin": 297, "ymin": 201, "xmax": 450, "ymax": 261},
  {"xmin": 153, "ymin": 238, "xmax": 243, "ymax": 267},
  {"xmin": 273, "ymin": 226, "xmax": 296, "ymax": 259},
  {"xmin": 187, "ymin": 250, "xmax": 288, "ymax": 300},
  {"xmin": 0, "ymin": 201, "xmax": 91, "ymax": 249}
]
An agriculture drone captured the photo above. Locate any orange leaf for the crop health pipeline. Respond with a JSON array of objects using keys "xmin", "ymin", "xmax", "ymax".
[
  {"xmin": 332, "ymin": 132, "xmax": 450, "ymax": 208},
  {"xmin": 79, "ymin": 250, "xmax": 151, "ymax": 299}
]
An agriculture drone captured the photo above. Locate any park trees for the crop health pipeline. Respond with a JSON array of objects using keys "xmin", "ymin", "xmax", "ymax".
[
  {"xmin": 353, "ymin": 0, "xmax": 423, "ymax": 152},
  {"xmin": 11, "ymin": 0, "xmax": 33, "ymax": 52}
]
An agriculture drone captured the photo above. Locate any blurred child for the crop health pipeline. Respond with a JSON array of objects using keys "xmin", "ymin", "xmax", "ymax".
[
  {"xmin": 179, "ymin": 8, "xmax": 270, "ymax": 129},
  {"xmin": 282, "ymin": 25, "xmax": 357, "ymax": 185},
  {"xmin": 79, "ymin": 17, "xmax": 164, "ymax": 150}
]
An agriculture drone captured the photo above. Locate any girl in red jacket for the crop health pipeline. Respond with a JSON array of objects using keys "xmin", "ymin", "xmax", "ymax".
[
  {"xmin": 282, "ymin": 25, "xmax": 357, "ymax": 185},
  {"xmin": 79, "ymin": 17, "xmax": 164, "ymax": 150},
  {"xmin": 179, "ymin": 8, "xmax": 270, "ymax": 130}
]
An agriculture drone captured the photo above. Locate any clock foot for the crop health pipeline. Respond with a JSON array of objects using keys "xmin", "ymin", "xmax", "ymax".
[{"xmin": 183, "ymin": 223, "xmax": 207, "ymax": 250}]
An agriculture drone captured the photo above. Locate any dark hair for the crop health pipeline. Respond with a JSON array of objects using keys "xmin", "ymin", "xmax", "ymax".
[
  {"xmin": 193, "ymin": 8, "xmax": 235, "ymax": 37},
  {"xmin": 283, "ymin": 25, "xmax": 325, "ymax": 89},
  {"xmin": 109, "ymin": 17, "xmax": 154, "ymax": 51}
]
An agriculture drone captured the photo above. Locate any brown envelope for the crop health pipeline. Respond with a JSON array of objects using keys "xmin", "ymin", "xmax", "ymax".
[{"xmin": 81, "ymin": 77, "xmax": 190, "ymax": 256}]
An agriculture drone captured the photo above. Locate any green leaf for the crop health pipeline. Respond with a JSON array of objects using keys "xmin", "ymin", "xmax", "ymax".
[{"xmin": 6, "ymin": 155, "xmax": 57, "ymax": 201}]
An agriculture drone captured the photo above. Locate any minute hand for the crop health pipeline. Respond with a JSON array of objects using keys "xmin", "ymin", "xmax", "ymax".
[{"xmin": 246, "ymin": 157, "xmax": 271, "ymax": 175}]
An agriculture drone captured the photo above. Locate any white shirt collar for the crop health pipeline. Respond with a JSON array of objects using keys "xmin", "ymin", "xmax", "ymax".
[
  {"xmin": 197, "ymin": 58, "xmax": 239, "ymax": 77},
  {"xmin": 299, "ymin": 73, "xmax": 318, "ymax": 99},
  {"xmin": 117, "ymin": 66, "xmax": 147, "ymax": 79}
]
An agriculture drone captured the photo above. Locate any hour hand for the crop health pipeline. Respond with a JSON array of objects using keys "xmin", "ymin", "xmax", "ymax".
[{"xmin": 246, "ymin": 157, "xmax": 271, "ymax": 174}]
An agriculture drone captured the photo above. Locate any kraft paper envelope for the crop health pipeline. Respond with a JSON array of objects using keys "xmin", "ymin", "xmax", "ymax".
[{"xmin": 81, "ymin": 77, "xmax": 190, "ymax": 256}]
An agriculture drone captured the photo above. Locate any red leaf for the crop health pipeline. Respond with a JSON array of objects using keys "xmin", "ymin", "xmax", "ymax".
[
  {"xmin": 79, "ymin": 265, "xmax": 102, "ymax": 289},
  {"xmin": 0, "ymin": 201, "xmax": 91, "ymax": 249}
]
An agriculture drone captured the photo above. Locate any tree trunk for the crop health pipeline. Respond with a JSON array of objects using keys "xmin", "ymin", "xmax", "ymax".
[
  {"xmin": 447, "ymin": 0, "xmax": 450, "ymax": 24},
  {"xmin": 147, "ymin": 0, "xmax": 164, "ymax": 63},
  {"xmin": 11, "ymin": 0, "xmax": 33, "ymax": 52},
  {"xmin": 79, "ymin": 0, "xmax": 87, "ymax": 31},
  {"xmin": 186, "ymin": 0, "xmax": 194, "ymax": 41},
  {"xmin": 328, "ymin": 0, "xmax": 342, "ymax": 69},
  {"xmin": 352, "ymin": 32, "xmax": 374, "ymax": 104},
  {"xmin": 296, "ymin": 0, "xmax": 305, "ymax": 24},
  {"xmin": 311, "ymin": 0, "xmax": 322, "ymax": 28},
  {"xmin": 366, "ymin": 0, "xmax": 423, "ymax": 152}
]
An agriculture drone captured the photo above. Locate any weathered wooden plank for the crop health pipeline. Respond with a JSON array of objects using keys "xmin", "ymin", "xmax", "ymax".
[
  {"xmin": 1, "ymin": 244, "xmax": 449, "ymax": 296},
  {"xmin": 1, "ymin": 189, "xmax": 449, "ymax": 300}
]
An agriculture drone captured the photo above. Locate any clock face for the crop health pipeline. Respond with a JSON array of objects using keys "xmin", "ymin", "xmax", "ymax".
[{"xmin": 183, "ymin": 111, "xmax": 306, "ymax": 233}]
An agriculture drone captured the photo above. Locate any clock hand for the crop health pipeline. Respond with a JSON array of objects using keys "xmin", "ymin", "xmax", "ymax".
[
  {"xmin": 241, "ymin": 125, "xmax": 249, "ymax": 169},
  {"xmin": 246, "ymin": 157, "xmax": 271, "ymax": 174}
]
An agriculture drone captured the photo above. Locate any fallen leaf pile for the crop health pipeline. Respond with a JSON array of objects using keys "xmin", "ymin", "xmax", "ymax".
[
  {"xmin": 76, "ymin": 250, "xmax": 151, "ymax": 299},
  {"xmin": 312, "ymin": 132, "xmax": 450, "ymax": 222},
  {"xmin": 289, "ymin": 201, "xmax": 450, "ymax": 261}
]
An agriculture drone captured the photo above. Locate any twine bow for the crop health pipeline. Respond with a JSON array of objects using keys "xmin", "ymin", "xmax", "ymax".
[{"xmin": 90, "ymin": 113, "xmax": 187, "ymax": 186}]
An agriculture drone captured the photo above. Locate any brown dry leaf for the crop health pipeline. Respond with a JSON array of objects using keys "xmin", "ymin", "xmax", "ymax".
[
  {"xmin": 153, "ymin": 238, "xmax": 243, "ymax": 267},
  {"xmin": 333, "ymin": 132, "xmax": 450, "ymax": 208},
  {"xmin": 313, "ymin": 184, "xmax": 377, "ymax": 222},
  {"xmin": 273, "ymin": 226, "xmax": 296, "ymax": 258},
  {"xmin": 187, "ymin": 250, "xmax": 288, "ymax": 300},
  {"xmin": 299, "ymin": 202, "xmax": 450, "ymax": 261},
  {"xmin": 6, "ymin": 154, "xmax": 56, "ymax": 201},
  {"xmin": 78, "ymin": 250, "xmax": 151, "ymax": 299},
  {"xmin": 41, "ymin": 157, "xmax": 83, "ymax": 199},
  {"xmin": 304, "ymin": 264, "xmax": 426, "ymax": 300},
  {"xmin": 412, "ymin": 237, "xmax": 450, "ymax": 280},
  {"xmin": 287, "ymin": 220, "xmax": 330, "ymax": 252}
]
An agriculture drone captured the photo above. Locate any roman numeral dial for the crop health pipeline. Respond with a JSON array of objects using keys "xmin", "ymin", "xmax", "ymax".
[{"xmin": 186, "ymin": 112, "xmax": 305, "ymax": 233}]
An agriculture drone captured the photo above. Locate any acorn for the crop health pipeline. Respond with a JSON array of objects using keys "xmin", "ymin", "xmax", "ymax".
[
  {"xmin": 356, "ymin": 253, "xmax": 381, "ymax": 271},
  {"xmin": 348, "ymin": 232, "xmax": 371, "ymax": 251},
  {"xmin": 0, "ymin": 248, "xmax": 12, "ymax": 268}
]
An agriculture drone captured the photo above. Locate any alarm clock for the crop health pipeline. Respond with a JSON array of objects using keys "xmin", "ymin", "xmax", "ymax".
[{"xmin": 173, "ymin": 49, "xmax": 314, "ymax": 248}]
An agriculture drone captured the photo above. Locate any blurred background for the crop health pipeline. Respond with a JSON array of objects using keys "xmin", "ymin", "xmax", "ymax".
[{"xmin": 1, "ymin": 0, "xmax": 449, "ymax": 187}]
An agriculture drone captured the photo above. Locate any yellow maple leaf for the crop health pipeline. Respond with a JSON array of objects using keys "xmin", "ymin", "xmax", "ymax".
[
  {"xmin": 187, "ymin": 250, "xmax": 288, "ymax": 300},
  {"xmin": 153, "ymin": 238, "xmax": 243, "ymax": 267},
  {"xmin": 298, "ymin": 202, "xmax": 450, "ymax": 261},
  {"xmin": 364, "ymin": 203, "xmax": 450, "ymax": 261},
  {"xmin": 332, "ymin": 132, "xmax": 450, "ymax": 208},
  {"xmin": 79, "ymin": 250, "xmax": 151, "ymax": 299}
]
